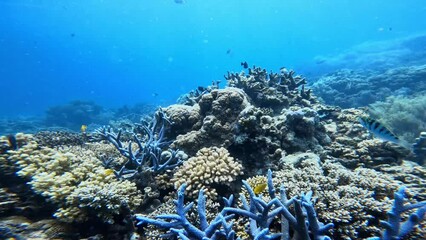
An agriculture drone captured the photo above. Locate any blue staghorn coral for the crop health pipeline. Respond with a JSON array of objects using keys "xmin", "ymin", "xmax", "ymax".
[
  {"xmin": 368, "ymin": 186, "xmax": 426, "ymax": 240},
  {"xmin": 136, "ymin": 183, "xmax": 237, "ymax": 239},
  {"xmin": 135, "ymin": 169, "xmax": 334, "ymax": 239},
  {"xmin": 97, "ymin": 108, "xmax": 184, "ymax": 179}
]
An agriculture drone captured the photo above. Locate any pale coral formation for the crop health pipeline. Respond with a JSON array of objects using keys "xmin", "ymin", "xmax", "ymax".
[
  {"xmin": 273, "ymin": 152, "xmax": 404, "ymax": 239},
  {"xmin": 172, "ymin": 147, "xmax": 243, "ymax": 199},
  {"xmin": 1, "ymin": 133, "xmax": 142, "ymax": 223},
  {"xmin": 322, "ymin": 108, "xmax": 409, "ymax": 169}
]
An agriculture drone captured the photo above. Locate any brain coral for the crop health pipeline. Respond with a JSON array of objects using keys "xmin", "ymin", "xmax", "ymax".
[
  {"xmin": 0, "ymin": 133, "xmax": 142, "ymax": 223},
  {"xmin": 172, "ymin": 146, "xmax": 243, "ymax": 199}
]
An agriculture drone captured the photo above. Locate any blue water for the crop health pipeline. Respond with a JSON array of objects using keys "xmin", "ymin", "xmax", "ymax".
[{"xmin": 1, "ymin": 0, "xmax": 426, "ymax": 117}]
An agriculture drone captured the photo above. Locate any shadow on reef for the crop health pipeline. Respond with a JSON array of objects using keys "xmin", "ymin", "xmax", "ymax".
[{"xmin": 0, "ymin": 65, "xmax": 425, "ymax": 239}]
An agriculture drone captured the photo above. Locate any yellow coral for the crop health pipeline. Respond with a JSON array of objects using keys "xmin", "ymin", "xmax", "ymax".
[{"xmin": 0, "ymin": 133, "xmax": 142, "ymax": 223}]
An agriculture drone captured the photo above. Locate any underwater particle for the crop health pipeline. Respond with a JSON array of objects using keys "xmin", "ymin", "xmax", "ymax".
[
  {"xmin": 358, "ymin": 116, "xmax": 399, "ymax": 144},
  {"xmin": 174, "ymin": 0, "xmax": 185, "ymax": 3},
  {"xmin": 70, "ymin": 33, "xmax": 75, "ymax": 37},
  {"xmin": 167, "ymin": 56, "xmax": 173, "ymax": 62},
  {"xmin": 226, "ymin": 49, "xmax": 231, "ymax": 54},
  {"xmin": 253, "ymin": 183, "xmax": 267, "ymax": 194},
  {"xmin": 241, "ymin": 61, "xmax": 248, "ymax": 68}
]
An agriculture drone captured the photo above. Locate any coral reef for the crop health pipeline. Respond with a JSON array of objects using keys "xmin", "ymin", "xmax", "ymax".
[
  {"xmin": 311, "ymin": 64, "xmax": 426, "ymax": 108},
  {"xmin": 169, "ymin": 87, "xmax": 250, "ymax": 155},
  {"xmin": 321, "ymin": 108, "xmax": 409, "ymax": 169},
  {"xmin": 226, "ymin": 66, "xmax": 315, "ymax": 113},
  {"xmin": 166, "ymin": 67, "xmax": 329, "ymax": 175},
  {"xmin": 368, "ymin": 93, "xmax": 426, "ymax": 143},
  {"xmin": 0, "ymin": 133, "xmax": 142, "ymax": 223},
  {"xmin": 96, "ymin": 108, "xmax": 186, "ymax": 181},
  {"xmin": 1, "ymin": 65, "xmax": 426, "ymax": 239},
  {"xmin": 172, "ymin": 147, "xmax": 243, "ymax": 199},
  {"xmin": 274, "ymin": 152, "xmax": 405, "ymax": 239},
  {"xmin": 45, "ymin": 100, "xmax": 107, "ymax": 130},
  {"xmin": 136, "ymin": 169, "xmax": 334, "ymax": 240},
  {"xmin": 368, "ymin": 186, "xmax": 426, "ymax": 240}
]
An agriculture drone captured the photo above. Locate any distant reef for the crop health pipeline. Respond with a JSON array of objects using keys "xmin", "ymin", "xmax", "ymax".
[
  {"xmin": 0, "ymin": 102, "xmax": 157, "ymax": 135},
  {"xmin": 307, "ymin": 33, "xmax": 426, "ymax": 78},
  {"xmin": 311, "ymin": 64, "xmax": 426, "ymax": 108}
]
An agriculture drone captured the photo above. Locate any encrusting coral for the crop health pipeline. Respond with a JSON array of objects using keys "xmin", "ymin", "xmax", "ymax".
[
  {"xmin": 172, "ymin": 146, "xmax": 243, "ymax": 199},
  {"xmin": 0, "ymin": 133, "xmax": 142, "ymax": 223}
]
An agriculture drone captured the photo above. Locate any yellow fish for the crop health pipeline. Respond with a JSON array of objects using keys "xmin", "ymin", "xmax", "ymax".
[
  {"xmin": 104, "ymin": 169, "xmax": 114, "ymax": 176},
  {"xmin": 254, "ymin": 183, "xmax": 267, "ymax": 194},
  {"xmin": 80, "ymin": 124, "xmax": 87, "ymax": 133}
]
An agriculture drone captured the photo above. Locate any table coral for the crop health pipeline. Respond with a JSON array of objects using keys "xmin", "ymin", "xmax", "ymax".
[{"xmin": 172, "ymin": 147, "xmax": 243, "ymax": 199}]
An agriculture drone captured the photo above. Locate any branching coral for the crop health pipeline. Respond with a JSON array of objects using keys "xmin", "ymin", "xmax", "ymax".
[
  {"xmin": 137, "ymin": 169, "xmax": 334, "ymax": 240},
  {"xmin": 172, "ymin": 147, "xmax": 243, "ymax": 199},
  {"xmin": 226, "ymin": 66, "xmax": 315, "ymax": 113},
  {"xmin": 368, "ymin": 187, "xmax": 426, "ymax": 240},
  {"xmin": 97, "ymin": 108, "xmax": 186, "ymax": 179},
  {"xmin": 272, "ymin": 152, "xmax": 425, "ymax": 239}
]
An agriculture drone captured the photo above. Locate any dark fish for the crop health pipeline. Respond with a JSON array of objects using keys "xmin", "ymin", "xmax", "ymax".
[
  {"xmin": 70, "ymin": 33, "xmax": 75, "ymax": 37},
  {"xmin": 152, "ymin": 93, "xmax": 159, "ymax": 97},
  {"xmin": 359, "ymin": 116, "xmax": 399, "ymax": 144},
  {"xmin": 226, "ymin": 49, "xmax": 231, "ymax": 54},
  {"xmin": 241, "ymin": 61, "xmax": 248, "ymax": 69},
  {"xmin": 174, "ymin": 0, "xmax": 185, "ymax": 4},
  {"xmin": 7, "ymin": 134, "xmax": 18, "ymax": 150}
]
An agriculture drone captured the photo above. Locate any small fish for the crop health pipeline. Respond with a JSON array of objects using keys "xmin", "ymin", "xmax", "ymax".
[
  {"xmin": 358, "ymin": 116, "xmax": 399, "ymax": 144},
  {"xmin": 7, "ymin": 135, "xmax": 17, "ymax": 150},
  {"xmin": 152, "ymin": 92, "xmax": 159, "ymax": 97},
  {"xmin": 241, "ymin": 61, "xmax": 248, "ymax": 69},
  {"xmin": 104, "ymin": 169, "xmax": 114, "ymax": 176},
  {"xmin": 174, "ymin": 0, "xmax": 185, "ymax": 4},
  {"xmin": 80, "ymin": 124, "xmax": 88, "ymax": 133},
  {"xmin": 226, "ymin": 49, "xmax": 231, "ymax": 54},
  {"xmin": 253, "ymin": 183, "xmax": 267, "ymax": 194}
]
